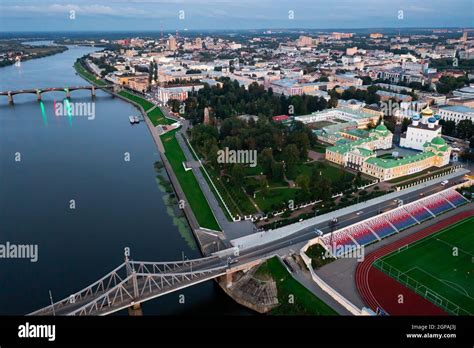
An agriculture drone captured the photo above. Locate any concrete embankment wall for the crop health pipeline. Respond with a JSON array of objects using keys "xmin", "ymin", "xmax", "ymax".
[{"xmin": 110, "ymin": 90, "xmax": 219, "ymax": 255}]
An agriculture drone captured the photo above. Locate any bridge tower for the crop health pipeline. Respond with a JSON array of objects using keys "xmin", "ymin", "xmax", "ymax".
[
  {"xmin": 91, "ymin": 86, "xmax": 96, "ymax": 99},
  {"xmin": 7, "ymin": 91, "xmax": 13, "ymax": 105},
  {"xmin": 124, "ymin": 250, "xmax": 143, "ymax": 316},
  {"xmin": 65, "ymin": 88, "xmax": 71, "ymax": 99},
  {"xmin": 36, "ymin": 90, "xmax": 42, "ymax": 102}
]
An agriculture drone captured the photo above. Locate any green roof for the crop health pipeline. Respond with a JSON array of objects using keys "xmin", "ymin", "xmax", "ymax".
[
  {"xmin": 366, "ymin": 151, "xmax": 435, "ymax": 169},
  {"xmin": 375, "ymin": 124, "xmax": 388, "ymax": 131},
  {"xmin": 327, "ymin": 135, "xmax": 379, "ymax": 154},
  {"xmin": 344, "ymin": 128, "xmax": 370, "ymax": 139},
  {"xmin": 356, "ymin": 147, "xmax": 375, "ymax": 157},
  {"xmin": 431, "ymin": 137, "xmax": 446, "ymax": 145}
]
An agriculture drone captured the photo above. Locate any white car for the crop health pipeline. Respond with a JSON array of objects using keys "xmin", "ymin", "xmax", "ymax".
[
  {"xmin": 356, "ymin": 211, "xmax": 364, "ymax": 216},
  {"xmin": 440, "ymin": 180, "xmax": 449, "ymax": 186}
]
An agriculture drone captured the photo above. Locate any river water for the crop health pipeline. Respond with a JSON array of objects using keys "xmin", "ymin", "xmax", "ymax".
[{"xmin": 0, "ymin": 42, "xmax": 248, "ymax": 315}]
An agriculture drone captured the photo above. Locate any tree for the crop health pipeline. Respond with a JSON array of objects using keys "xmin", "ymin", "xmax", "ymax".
[
  {"xmin": 271, "ymin": 161, "xmax": 284, "ymax": 182},
  {"xmin": 259, "ymin": 177, "xmax": 269, "ymax": 196},
  {"xmin": 148, "ymin": 61, "xmax": 154, "ymax": 84},
  {"xmin": 282, "ymin": 144, "xmax": 300, "ymax": 178},
  {"xmin": 231, "ymin": 164, "xmax": 245, "ymax": 186},
  {"xmin": 153, "ymin": 61, "xmax": 158, "ymax": 82},
  {"xmin": 259, "ymin": 148, "xmax": 274, "ymax": 176},
  {"xmin": 456, "ymin": 119, "xmax": 473, "ymax": 140},
  {"xmin": 440, "ymin": 119, "xmax": 456, "ymax": 137},
  {"xmin": 319, "ymin": 177, "xmax": 332, "ymax": 202},
  {"xmin": 328, "ymin": 95, "xmax": 338, "ymax": 108},
  {"xmin": 401, "ymin": 118, "xmax": 411, "ymax": 133},
  {"xmin": 296, "ymin": 174, "xmax": 311, "ymax": 198}
]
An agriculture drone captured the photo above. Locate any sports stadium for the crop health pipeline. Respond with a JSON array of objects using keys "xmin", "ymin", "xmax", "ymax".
[{"xmin": 303, "ymin": 182, "xmax": 473, "ymax": 316}]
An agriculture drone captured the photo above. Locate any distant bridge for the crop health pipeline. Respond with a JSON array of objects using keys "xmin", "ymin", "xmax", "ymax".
[
  {"xmin": 29, "ymin": 253, "xmax": 234, "ymax": 316},
  {"xmin": 0, "ymin": 85, "xmax": 116, "ymax": 104}
]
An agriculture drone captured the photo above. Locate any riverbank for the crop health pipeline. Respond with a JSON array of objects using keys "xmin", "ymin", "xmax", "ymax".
[
  {"xmin": 0, "ymin": 41, "xmax": 68, "ymax": 68},
  {"xmin": 72, "ymin": 58, "xmax": 343, "ymax": 316}
]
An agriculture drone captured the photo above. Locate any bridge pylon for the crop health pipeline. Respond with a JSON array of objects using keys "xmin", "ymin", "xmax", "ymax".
[
  {"xmin": 91, "ymin": 86, "xmax": 96, "ymax": 99},
  {"xmin": 36, "ymin": 90, "xmax": 41, "ymax": 102},
  {"xmin": 8, "ymin": 91, "xmax": 13, "ymax": 105},
  {"xmin": 65, "ymin": 88, "xmax": 71, "ymax": 99}
]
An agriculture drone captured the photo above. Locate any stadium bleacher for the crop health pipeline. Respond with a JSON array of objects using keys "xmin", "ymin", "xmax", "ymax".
[
  {"xmin": 345, "ymin": 224, "xmax": 378, "ymax": 246},
  {"xmin": 404, "ymin": 202, "xmax": 433, "ymax": 222},
  {"xmin": 317, "ymin": 189, "xmax": 470, "ymax": 258},
  {"xmin": 423, "ymin": 195, "xmax": 454, "ymax": 216},
  {"xmin": 384, "ymin": 209, "xmax": 418, "ymax": 231},
  {"xmin": 321, "ymin": 231, "xmax": 358, "ymax": 256},
  {"xmin": 365, "ymin": 217, "xmax": 397, "ymax": 239},
  {"xmin": 441, "ymin": 190, "xmax": 469, "ymax": 207}
]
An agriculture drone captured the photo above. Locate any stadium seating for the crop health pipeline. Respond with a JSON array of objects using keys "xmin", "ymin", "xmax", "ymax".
[
  {"xmin": 321, "ymin": 231, "xmax": 358, "ymax": 256},
  {"xmin": 384, "ymin": 209, "xmax": 418, "ymax": 231},
  {"xmin": 422, "ymin": 195, "xmax": 453, "ymax": 216},
  {"xmin": 345, "ymin": 224, "xmax": 378, "ymax": 246},
  {"xmin": 404, "ymin": 202, "xmax": 433, "ymax": 222},
  {"xmin": 365, "ymin": 217, "xmax": 397, "ymax": 239},
  {"xmin": 441, "ymin": 190, "xmax": 468, "ymax": 207}
]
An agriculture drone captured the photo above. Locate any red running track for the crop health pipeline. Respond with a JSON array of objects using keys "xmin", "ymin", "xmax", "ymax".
[{"xmin": 355, "ymin": 209, "xmax": 474, "ymax": 315}]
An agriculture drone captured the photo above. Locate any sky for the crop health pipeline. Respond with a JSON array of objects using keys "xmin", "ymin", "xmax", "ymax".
[{"xmin": 0, "ymin": 0, "xmax": 473, "ymax": 32}]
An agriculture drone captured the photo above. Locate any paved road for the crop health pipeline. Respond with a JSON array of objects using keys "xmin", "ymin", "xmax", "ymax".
[{"xmin": 232, "ymin": 170, "xmax": 470, "ymax": 251}]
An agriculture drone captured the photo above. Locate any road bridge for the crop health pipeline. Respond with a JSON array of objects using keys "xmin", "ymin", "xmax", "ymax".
[{"xmin": 0, "ymin": 85, "xmax": 116, "ymax": 104}]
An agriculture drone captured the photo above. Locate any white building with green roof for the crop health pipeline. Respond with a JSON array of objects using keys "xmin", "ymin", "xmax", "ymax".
[
  {"xmin": 362, "ymin": 137, "xmax": 451, "ymax": 181},
  {"xmin": 325, "ymin": 122, "xmax": 393, "ymax": 171},
  {"xmin": 325, "ymin": 119, "xmax": 451, "ymax": 181}
]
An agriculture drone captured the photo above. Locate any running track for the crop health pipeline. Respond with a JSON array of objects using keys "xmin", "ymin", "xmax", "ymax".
[{"xmin": 355, "ymin": 209, "xmax": 474, "ymax": 315}]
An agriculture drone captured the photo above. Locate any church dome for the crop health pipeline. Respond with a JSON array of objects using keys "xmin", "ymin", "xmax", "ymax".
[
  {"xmin": 431, "ymin": 137, "xmax": 446, "ymax": 145},
  {"xmin": 421, "ymin": 106, "xmax": 433, "ymax": 117},
  {"xmin": 375, "ymin": 124, "xmax": 388, "ymax": 131}
]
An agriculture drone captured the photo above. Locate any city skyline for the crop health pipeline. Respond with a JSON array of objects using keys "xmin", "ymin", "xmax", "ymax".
[{"xmin": 0, "ymin": 0, "xmax": 473, "ymax": 32}]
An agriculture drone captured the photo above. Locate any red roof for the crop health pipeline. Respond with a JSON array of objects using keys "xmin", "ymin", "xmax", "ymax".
[{"xmin": 272, "ymin": 115, "xmax": 289, "ymax": 121}]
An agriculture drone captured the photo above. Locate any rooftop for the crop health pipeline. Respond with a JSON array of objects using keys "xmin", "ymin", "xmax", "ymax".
[
  {"xmin": 439, "ymin": 105, "xmax": 474, "ymax": 113},
  {"xmin": 365, "ymin": 151, "xmax": 436, "ymax": 169}
]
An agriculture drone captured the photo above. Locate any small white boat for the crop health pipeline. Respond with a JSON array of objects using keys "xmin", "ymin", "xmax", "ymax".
[
  {"xmin": 129, "ymin": 116, "xmax": 135, "ymax": 124},
  {"xmin": 134, "ymin": 116, "xmax": 140, "ymax": 123}
]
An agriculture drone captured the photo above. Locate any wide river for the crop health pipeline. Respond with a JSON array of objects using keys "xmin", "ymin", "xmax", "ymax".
[{"xmin": 0, "ymin": 42, "xmax": 248, "ymax": 315}]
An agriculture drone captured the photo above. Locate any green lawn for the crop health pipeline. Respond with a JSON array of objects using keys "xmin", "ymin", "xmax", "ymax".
[
  {"xmin": 200, "ymin": 167, "xmax": 233, "ymax": 222},
  {"xmin": 118, "ymin": 90, "xmax": 154, "ymax": 111},
  {"xmin": 148, "ymin": 107, "xmax": 175, "ymax": 126},
  {"xmin": 375, "ymin": 217, "xmax": 474, "ymax": 315},
  {"xmin": 293, "ymin": 162, "xmax": 360, "ymax": 185},
  {"xmin": 254, "ymin": 187, "xmax": 298, "ymax": 212},
  {"xmin": 257, "ymin": 257, "xmax": 337, "ymax": 315},
  {"xmin": 161, "ymin": 130, "xmax": 220, "ymax": 231},
  {"xmin": 73, "ymin": 61, "xmax": 107, "ymax": 86}
]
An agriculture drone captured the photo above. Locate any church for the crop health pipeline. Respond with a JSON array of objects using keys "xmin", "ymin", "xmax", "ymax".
[{"xmin": 400, "ymin": 106, "xmax": 442, "ymax": 151}]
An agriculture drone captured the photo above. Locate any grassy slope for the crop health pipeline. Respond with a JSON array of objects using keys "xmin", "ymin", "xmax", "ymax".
[
  {"xmin": 161, "ymin": 130, "xmax": 220, "ymax": 231},
  {"xmin": 74, "ymin": 61, "xmax": 107, "ymax": 86},
  {"xmin": 257, "ymin": 257, "xmax": 337, "ymax": 315}
]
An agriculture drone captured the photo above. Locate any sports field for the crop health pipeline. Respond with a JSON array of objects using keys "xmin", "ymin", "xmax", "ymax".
[{"xmin": 375, "ymin": 216, "xmax": 474, "ymax": 315}]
